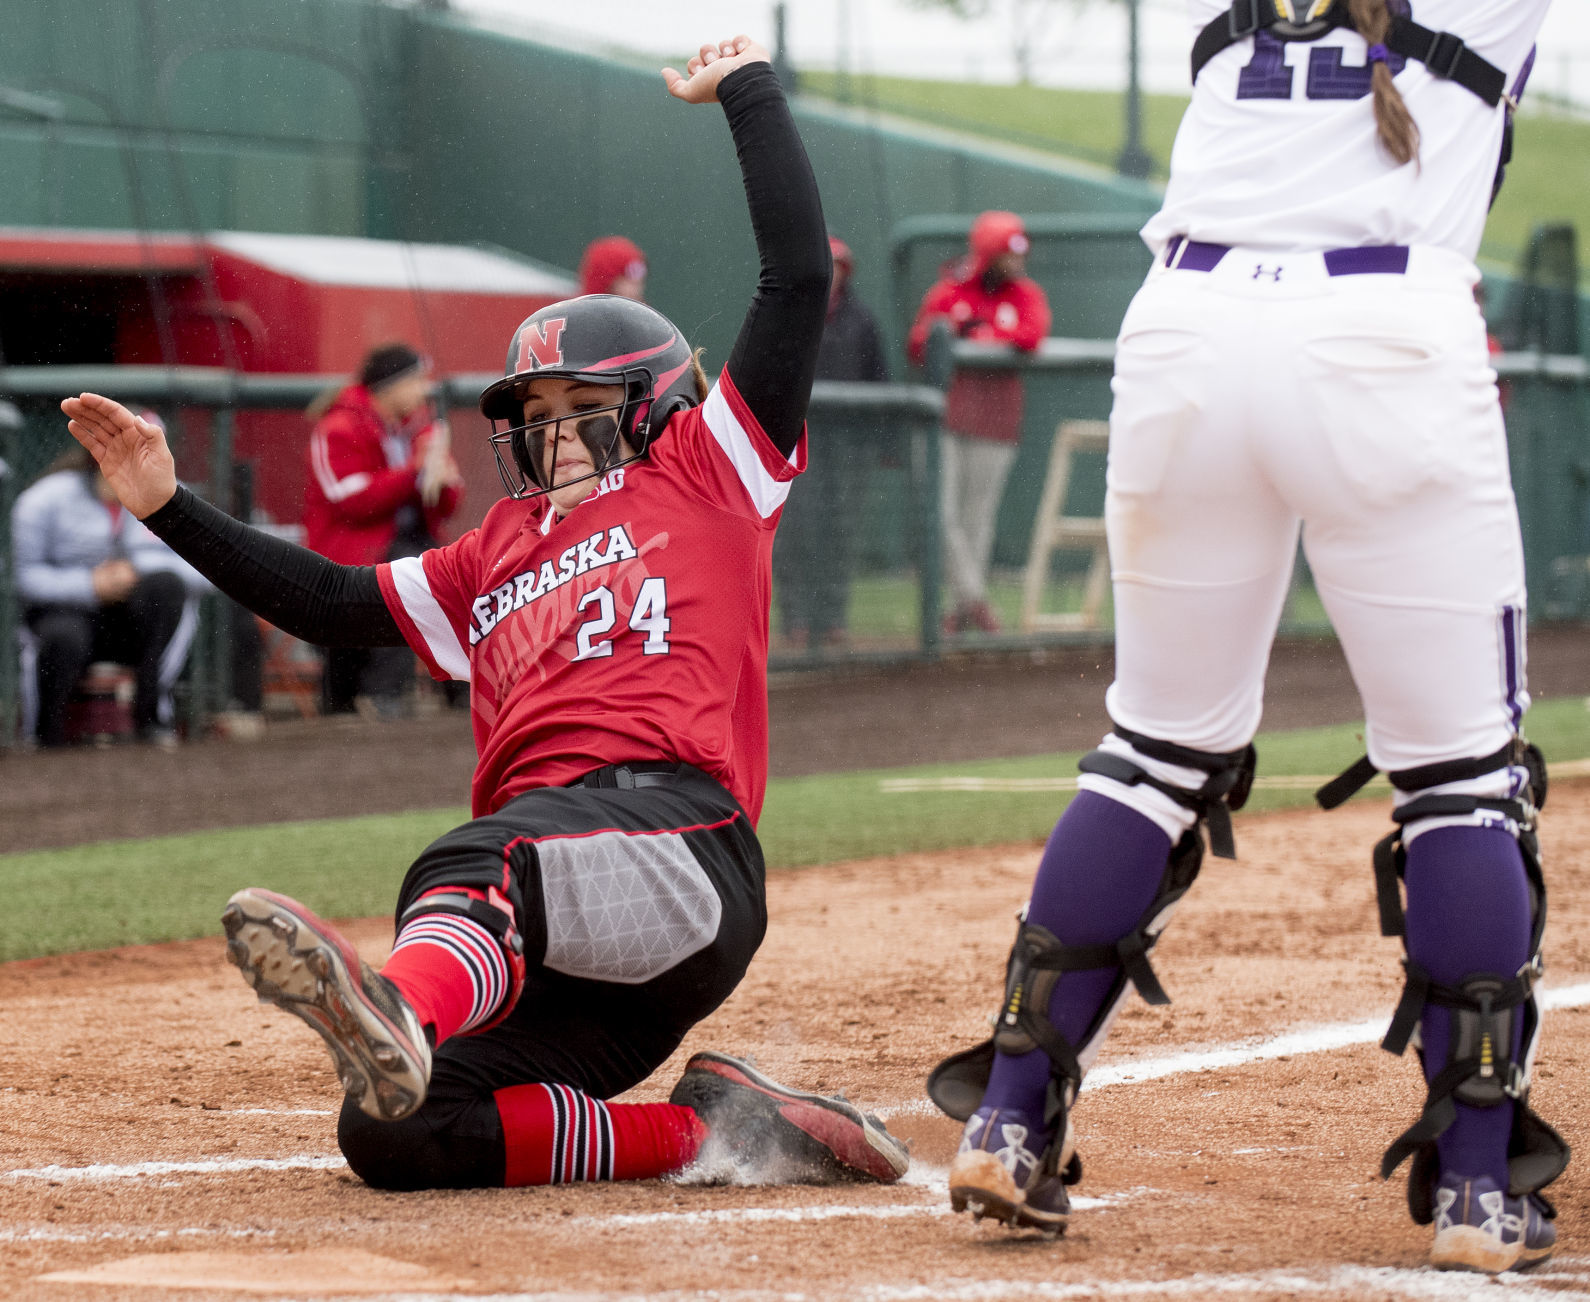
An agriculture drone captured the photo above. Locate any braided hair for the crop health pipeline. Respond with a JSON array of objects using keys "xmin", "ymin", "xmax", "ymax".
[{"xmin": 1347, "ymin": 0, "xmax": 1419, "ymax": 165}]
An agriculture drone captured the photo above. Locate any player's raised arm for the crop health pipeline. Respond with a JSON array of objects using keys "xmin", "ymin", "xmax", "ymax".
[
  {"xmin": 60, "ymin": 391, "xmax": 405, "ymax": 649},
  {"xmin": 664, "ymin": 36, "xmax": 830, "ymax": 459},
  {"xmin": 62, "ymin": 393, "xmax": 178, "ymax": 520}
]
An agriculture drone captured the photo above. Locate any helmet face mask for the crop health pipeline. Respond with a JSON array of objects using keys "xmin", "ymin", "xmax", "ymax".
[
  {"xmin": 480, "ymin": 295, "xmax": 701, "ymax": 504},
  {"xmin": 488, "ymin": 372, "xmax": 647, "ymax": 501}
]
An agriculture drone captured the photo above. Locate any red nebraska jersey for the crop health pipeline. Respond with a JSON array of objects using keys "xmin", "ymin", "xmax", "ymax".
[{"xmin": 375, "ymin": 371, "xmax": 804, "ymax": 824}]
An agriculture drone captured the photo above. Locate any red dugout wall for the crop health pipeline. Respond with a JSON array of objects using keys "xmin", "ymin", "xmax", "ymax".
[{"xmin": 0, "ymin": 227, "xmax": 575, "ymax": 533}]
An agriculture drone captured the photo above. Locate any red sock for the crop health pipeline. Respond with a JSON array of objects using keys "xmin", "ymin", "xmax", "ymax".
[
  {"xmin": 379, "ymin": 942, "xmax": 477, "ymax": 1045},
  {"xmin": 494, "ymin": 1082, "xmax": 707, "ymax": 1186},
  {"xmin": 380, "ymin": 888, "xmax": 513, "ymax": 1046}
]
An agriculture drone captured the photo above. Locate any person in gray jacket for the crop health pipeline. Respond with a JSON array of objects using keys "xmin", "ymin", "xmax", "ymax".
[{"xmin": 13, "ymin": 440, "xmax": 205, "ymax": 746}]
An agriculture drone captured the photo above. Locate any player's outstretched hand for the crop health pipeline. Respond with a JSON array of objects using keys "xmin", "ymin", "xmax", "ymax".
[
  {"xmin": 60, "ymin": 393, "xmax": 178, "ymax": 520},
  {"xmin": 662, "ymin": 36, "xmax": 770, "ymax": 104}
]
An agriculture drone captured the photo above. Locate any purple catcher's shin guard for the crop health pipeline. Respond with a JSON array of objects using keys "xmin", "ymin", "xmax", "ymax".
[
  {"xmin": 1403, "ymin": 825, "xmax": 1532, "ymax": 1190},
  {"xmin": 978, "ymin": 792, "xmax": 1174, "ymax": 1125}
]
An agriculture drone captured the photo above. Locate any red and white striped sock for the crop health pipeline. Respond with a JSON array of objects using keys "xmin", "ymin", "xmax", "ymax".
[
  {"xmin": 494, "ymin": 1082, "xmax": 706, "ymax": 1186},
  {"xmin": 380, "ymin": 895, "xmax": 511, "ymax": 1045}
]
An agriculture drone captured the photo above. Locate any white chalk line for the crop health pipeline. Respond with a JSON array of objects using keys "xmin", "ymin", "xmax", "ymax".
[
  {"xmin": 314, "ymin": 1258, "xmax": 1590, "ymax": 1302},
  {"xmin": 7, "ymin": 1154, "xmax": 346, "ymax": 1181},
  {"xmin": 583, "ymin": 1187, "xmax": 1142, "ymax": 1231},
  {"xmin": 0, "ymin": 1225, "xmax": 277, "ymax": 1244},
  {"xmin": 880, "ymin": 757, "xmax": 1590, "ymax": 795},
  {"xmin": 873, "ymin": 979, "xmax": 1590, "ymax": 1120},
  {"xmin": 880, "ymin": 775, "xmax": 1390, "ymax": 794}
]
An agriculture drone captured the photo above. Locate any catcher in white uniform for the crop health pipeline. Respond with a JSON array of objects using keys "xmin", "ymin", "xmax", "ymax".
[{"xmin": 929, "ymin": 0, "xmax": 1565, "ymax": 1275}]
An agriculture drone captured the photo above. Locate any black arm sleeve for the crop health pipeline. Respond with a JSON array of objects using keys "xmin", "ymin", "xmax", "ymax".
[
  {"xmin": 718, "ymin": 63, "xmax": 831, "ymax": 459},
  {"xmin": 141, "ymin": 486, "xmax": 407, "ymax": 648}
]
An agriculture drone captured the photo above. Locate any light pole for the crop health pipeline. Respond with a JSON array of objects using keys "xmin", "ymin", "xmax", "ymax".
[{"xmin": 1116, "ymin": 0, "xmax": 1154, "ymax": 179}]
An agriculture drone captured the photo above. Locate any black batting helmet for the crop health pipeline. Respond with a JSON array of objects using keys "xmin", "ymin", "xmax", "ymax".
[{"xmin": 479, "ymin": 295, "xmax": 699, "ymax": 501}]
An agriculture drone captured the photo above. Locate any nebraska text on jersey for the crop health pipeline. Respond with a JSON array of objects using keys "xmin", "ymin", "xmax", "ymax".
[
  {"xmin": 372, "ymin": 370, "xmax": 805, "ymax": 825},
  {"xmin": 469, "ymin": 523, "xmax": 640, "ymax": 646}
]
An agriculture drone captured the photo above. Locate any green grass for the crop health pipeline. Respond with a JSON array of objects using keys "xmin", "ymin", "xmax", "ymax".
[
  {"xmin": 799, "ymin": 71, "xmax": 1590, "ymax": 277},
  {"xmin": 0, "ymin": 811, "xmax": 467, "ymax": 963},
  {"xmin": 2, "ymin": 696, "xmax": 1585, "ymax": 962},
  {"xmin": 802, "ymin": 71, "xmax": 1189, "ymax": 179}
]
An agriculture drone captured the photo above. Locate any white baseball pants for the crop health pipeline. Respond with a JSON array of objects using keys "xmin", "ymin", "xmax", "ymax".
[{"xmin": 1092, "ymin": 244, "xmax": 1528, "ymax": 833}]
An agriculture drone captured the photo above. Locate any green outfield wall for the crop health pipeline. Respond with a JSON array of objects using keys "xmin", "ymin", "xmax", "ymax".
[{"xmin": 1, "ymin": 0, "xmax": 1586, "ymax": 744}]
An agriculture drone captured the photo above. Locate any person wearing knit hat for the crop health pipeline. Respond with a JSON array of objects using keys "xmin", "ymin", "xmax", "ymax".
[
  {"xmin": 578, "ymin": 236, "xmax": 648, "ymax": 300},
  {"xmin": 907, "ymin": 211, "xmax": 1050, "ymax": 636},
  {"xmin": 303, "ymin": 341, "xmax": 463, "ymax": 716},
  {"xmin": 359, "ymin": 342, "xmax": 428, "ymax": 391}
]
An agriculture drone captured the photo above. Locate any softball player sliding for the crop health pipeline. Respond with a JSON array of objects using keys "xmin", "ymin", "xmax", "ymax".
[
  {"xmin": 63, "ymin": 35, "xmax": 908, "ymax": 1193},
  {"xmin": 930, "ymin": 0, "xmax": 1565, "ymax": 1274}
]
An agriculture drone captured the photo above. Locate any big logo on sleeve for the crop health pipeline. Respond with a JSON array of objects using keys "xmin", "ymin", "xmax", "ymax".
[{"xmin": 517, "ymin": 317, "xmax": 567, "ymax": 371}]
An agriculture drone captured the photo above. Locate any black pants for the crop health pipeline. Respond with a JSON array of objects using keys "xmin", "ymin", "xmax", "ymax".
[
  {"xmin": 25, "ymin": 570, "xmax": 187, "ymax": 746},
  {"xmin": 337, "ymin": 764, "xmax": 767, "ymax": 1189},
  {"xmin": 320, "ymin": 644, "xmax": 413, "ymax": 714},
  {"xmin": 228, "ymin": 602, "xmax": 263, "ymax": 714}
]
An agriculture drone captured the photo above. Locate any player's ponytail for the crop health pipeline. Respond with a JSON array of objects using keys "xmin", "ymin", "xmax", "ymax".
[{"xmin": 1348, "ymin": 0, "xmax": 1419, "ymax": 166}]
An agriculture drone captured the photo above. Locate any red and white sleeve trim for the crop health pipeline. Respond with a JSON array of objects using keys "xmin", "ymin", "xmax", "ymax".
[
  {"xmin": 700, "ymin": 370, "xmax": 807, "ymax": 520},
  {"xmin": 378, "ymin": 555, "xmax": 472, "ymax": 682},
  {"xmin": 309, "ymin": 431, "xmax": 373, "ymax": 503}
]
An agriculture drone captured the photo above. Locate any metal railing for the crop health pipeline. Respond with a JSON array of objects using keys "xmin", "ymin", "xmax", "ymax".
[
  {"xmin": 4, "ymin": 344, "xmax": 1584, "ymax": 745},
  {"xmin": 0, "ymin": 366, "xmax": 944, "ymax": 745}
]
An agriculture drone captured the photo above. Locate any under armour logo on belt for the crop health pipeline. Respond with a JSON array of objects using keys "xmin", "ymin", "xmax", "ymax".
[{"xmin": 1252, "ymin": 264, "xmax": 1283, "ymax": 281}]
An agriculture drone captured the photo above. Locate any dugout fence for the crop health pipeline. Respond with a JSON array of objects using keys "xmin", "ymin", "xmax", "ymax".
[
  {"xmin": 0, "ymin": 369, "xmax": 944, "ymax": 747},
  {"xmin": 1, "ymin": 352, "xmax": 1585, "ymax": 749}
]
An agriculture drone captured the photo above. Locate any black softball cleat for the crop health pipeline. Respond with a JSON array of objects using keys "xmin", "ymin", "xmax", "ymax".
[
  {"xmin": 669, "ymin": 1051, "xmax": 910, "ymax": 1184},
  {"xmin": 221, "ymin": 887, "xmax": 431, "ymax": 1122}
]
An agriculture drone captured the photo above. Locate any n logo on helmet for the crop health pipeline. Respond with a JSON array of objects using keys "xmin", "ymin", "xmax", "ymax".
[{"xmin": 517, "ymin": 318, "xmax": 567, "ymax": 371}]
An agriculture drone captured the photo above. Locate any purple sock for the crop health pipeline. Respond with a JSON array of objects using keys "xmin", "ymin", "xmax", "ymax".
[
  {"xmin": 1403, "ymin": 825, "xmax": 1532, "ymax": 1189},
  {"xmin": 979, "ymin": 791, "xmax": 1174, "ymax": 1127}
]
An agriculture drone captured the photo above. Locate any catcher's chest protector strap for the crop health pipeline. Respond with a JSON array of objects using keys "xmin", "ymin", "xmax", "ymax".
[
  {"xmin": 1190, "ymin": 0, "xmax": 1507, "ymax": 107},
  {"xmin": 1080, "ymin": 728, "xmax": 1255, "ymax": 860}
]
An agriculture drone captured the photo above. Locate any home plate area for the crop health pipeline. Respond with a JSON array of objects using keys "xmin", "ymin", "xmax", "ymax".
[{"xmin": 4, "ymin": 786, "xmax": 1590, "ymax": 1300}]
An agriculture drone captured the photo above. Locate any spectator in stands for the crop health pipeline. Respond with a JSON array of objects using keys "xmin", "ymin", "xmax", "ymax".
[
  {"xmin": 579, "ymin": 236, "xmax": 648, "ymax": 300},
  {"xmin": 303, "ymin": 343, "xmax": 463, "ymax": 717},
  {"xmin": 908, "ymin": 211, "xmax": 1051, "ymax": 634},
  {"xmin": 774, "ymin": 235, "xmax": 889, "ymax": 651},
  {"xmin": 12, "ymin": 442, "xmax": 205, "ymax": 747}
]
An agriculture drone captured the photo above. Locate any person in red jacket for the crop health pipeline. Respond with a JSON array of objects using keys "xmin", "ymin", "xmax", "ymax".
[
  {"xmin": 578, "ymin": 236, "xmax": 648, "ymax": 300},
  {"xmin": 908, "ymin": 211, "xmax": 1051, "ymax": 634},
  {"xmin": 303, "ymin": 342, "xmax": 463, "ymax": 715}
]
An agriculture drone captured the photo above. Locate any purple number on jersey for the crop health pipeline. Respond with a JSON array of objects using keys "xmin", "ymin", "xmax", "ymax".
[
  {"xmin": 1305, "ymin": 45, "xmax": 1408, "ymax": 99},
  {"xmin": 1236, "ymin": 31, "xmax": 1295, "ymax": 99}
]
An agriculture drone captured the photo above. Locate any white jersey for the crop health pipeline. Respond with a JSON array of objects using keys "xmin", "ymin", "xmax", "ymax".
[{"xmin": 1143, "ymin": 0, "xmax": 1553, "ymax": 259}]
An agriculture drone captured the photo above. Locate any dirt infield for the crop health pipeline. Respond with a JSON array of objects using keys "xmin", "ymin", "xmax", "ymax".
[{"xmin": 3, "ymin": 784, "xmax": 1589, "ymax": 1300}]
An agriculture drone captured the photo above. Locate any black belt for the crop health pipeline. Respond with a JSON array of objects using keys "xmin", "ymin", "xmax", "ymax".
[{"xmin": 573, "ymin": 761, "xmax": 686, "ymax": 791}]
